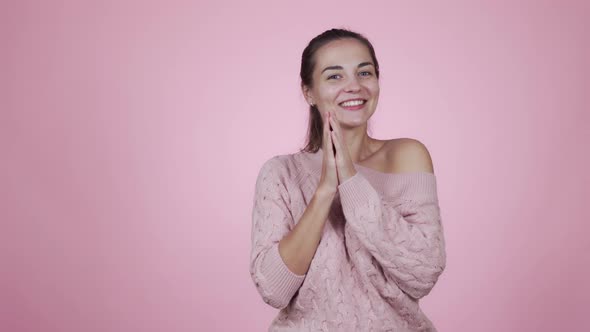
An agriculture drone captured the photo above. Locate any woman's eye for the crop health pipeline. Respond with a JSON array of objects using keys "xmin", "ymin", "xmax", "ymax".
[
  {"xmin": 327, "ymin": 74, "xmax": 341, "ymax": 80},
  {"xmin": 359, "ymin": 71, "xmax": 372, "ymax": 77}
]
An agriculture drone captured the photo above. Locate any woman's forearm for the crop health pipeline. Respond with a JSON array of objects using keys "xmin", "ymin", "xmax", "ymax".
[{"xmin": 278, "ymin": 190, "xmax": 334, "ymax": 275}]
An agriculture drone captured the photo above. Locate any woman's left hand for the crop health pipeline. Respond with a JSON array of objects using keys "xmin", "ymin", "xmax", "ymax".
[{"xmin": 328, "ymin": 112, "xmax": 357, "ymax": 184}]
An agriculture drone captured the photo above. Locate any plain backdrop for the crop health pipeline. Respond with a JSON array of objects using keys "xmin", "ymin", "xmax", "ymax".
[{"xmin": 2, "ymin": 1, "xmax": 589, "ymax": 331}]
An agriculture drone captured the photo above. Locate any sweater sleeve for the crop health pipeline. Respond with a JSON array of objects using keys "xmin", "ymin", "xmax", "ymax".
[
  {"xmin": 249, "ymin": 157, "xmax": 306, "ymax": 309},
  {"xmin": 338, "ymin": 172, "xmax": 446, "ymax": 300}
]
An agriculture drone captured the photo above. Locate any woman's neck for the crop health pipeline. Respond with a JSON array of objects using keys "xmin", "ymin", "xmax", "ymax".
[{"xmin": 341, "ymin": 127, "xmax": 377, "ymax": 163}]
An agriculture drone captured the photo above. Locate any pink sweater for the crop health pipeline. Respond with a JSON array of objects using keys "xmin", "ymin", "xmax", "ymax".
[{"xmin": 250, "ymin": 149, "xmax": 447, "ymax": 331}]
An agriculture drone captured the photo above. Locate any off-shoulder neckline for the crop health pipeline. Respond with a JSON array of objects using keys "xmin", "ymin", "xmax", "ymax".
[
  {"xmin": 352, "ymin": 162, "xmax": 435, "ymax": 177},
  {"xmin": 299, "ymin": 149, "xmax": 436, "ymax": 178}
]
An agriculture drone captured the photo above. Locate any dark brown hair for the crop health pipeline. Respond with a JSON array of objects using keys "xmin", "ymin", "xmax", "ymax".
[{"xmin": 300, "ymin": 28, "xmax": 380, "ymax": 153}]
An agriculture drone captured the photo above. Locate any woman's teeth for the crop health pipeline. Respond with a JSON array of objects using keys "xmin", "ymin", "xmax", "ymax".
[{"xmin": 340, "ymin": 100, "xmax": 365, "ymax": 107}]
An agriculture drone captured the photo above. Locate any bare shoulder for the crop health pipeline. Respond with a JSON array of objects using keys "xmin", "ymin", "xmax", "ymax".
[{"xmin": 383, "ymin": 138, "xmax": 435, "ymax": 174}]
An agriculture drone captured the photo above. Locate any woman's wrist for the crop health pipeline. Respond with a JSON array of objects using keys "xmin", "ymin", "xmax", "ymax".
[
  {"xmin": 338, "ymin": 169, "xmax": 357, "ymax": 185},
  {"xmin": 314, "ymin": 186, "xmax": 336, "ymax": 201}
]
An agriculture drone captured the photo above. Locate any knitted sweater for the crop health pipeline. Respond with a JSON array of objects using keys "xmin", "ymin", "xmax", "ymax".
[{"xmin": 249, "ymin": 149, "xmax": 446, "ymax": 331}]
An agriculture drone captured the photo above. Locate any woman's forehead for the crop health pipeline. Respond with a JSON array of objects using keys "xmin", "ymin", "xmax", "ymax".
[{"xmin": 315, "ymin": 39, "xmax": 372, "ymax": 68}]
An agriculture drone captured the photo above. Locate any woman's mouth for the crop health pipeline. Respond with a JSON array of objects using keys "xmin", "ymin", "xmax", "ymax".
[{"xmin": 339, "ymin": 99, "xmax": 367, "ymax": 111}]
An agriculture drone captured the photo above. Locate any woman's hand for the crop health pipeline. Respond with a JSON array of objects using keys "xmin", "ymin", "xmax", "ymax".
[
  {"xmin": 328, "ymin": 112, "xmax": 357, "ymax": 184},
  {"xmin": 316, "ymin": 111, "xmax": 339, "ymax": 198}
]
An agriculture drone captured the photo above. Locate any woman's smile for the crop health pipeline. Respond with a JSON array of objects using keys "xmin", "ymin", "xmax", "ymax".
[{"xmin": 339, "ymin": 98, "xmax": 367, "ymax": 111}]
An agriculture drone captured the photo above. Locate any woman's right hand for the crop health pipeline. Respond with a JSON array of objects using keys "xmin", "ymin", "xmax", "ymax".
[{"xmin": 316, "ymin": 111, "xmax": 338, "ymax": 199}]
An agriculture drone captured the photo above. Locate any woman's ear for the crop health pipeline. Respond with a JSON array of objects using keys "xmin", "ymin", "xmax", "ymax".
[{"xmin": 302, "ymin": 85, "xmax": 314, "ymax": 106}]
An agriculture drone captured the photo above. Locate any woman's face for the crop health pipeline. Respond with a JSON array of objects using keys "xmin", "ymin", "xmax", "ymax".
[{"xmin": 304, "ymin": 38, "xmax": 380, "ymax": 129}]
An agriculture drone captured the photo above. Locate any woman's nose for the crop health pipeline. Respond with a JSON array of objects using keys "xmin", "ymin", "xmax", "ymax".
[{"xmin": 344, "ymin": 76, "xmax": 361, "ymax": 92}]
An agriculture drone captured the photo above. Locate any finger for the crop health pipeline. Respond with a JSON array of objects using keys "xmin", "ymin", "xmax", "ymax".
[
  {"xmin": 324, "ymin": 112, "xmax": 335, "ymax": 154},
  {"xmin": 326, "ymin": 127, "xmax": 335, "ymax": 158},
  {"xmin": 329, "ymin": 113, "xmax": 351, "ymax": 160},
  {"xmin": 329, "ymin": 112, "xmax": 343, "ymax": 138},
  {"xmin": 322, "ymin": 112, "xmax": 329, "ymax": 147},
  {"xmin": 330, "ymin": 130, "xmax": 341, "ymax": 156},
  {"xmin": 330, "ymin": 112, "xmax": 343, "ymax": 143},
  {"xmin": 322, "ymin": 113, "xmax": 335, "ymax": 158},
  {"xmin": 329, "ymin": 115, "xmax": 343, "ymax": 153},
  {"xmin": 324, "ymin": 112, "xmax": 330, "ymax": 132}
]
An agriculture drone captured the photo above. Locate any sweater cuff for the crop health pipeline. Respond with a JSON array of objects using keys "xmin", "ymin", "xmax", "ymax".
[
  {"xmin": 259, "ymin": 243, "xmax": 306, "ymax": 304},
  {"xmin": 338, "ymin": 172, "xmax": 379, "ymax": 209}
]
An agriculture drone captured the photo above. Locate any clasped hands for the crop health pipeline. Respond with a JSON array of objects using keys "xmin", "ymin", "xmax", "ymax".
[{"xmin": 318, "ymin": 110, "xmax": 358, "ymax": 197}]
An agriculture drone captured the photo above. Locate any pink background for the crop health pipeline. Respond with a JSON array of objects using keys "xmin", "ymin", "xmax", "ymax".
[{"xmin": 2, "ymin": 1, "xmax": 589, "ymax": 331}]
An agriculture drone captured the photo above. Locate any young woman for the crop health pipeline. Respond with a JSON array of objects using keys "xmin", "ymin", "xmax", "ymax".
[{"xmin": 250, "ymin": 28, "xmax": 447, "ymax": 331}]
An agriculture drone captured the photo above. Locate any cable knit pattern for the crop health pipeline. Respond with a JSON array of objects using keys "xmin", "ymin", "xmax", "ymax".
[{"xmin": 250, "ymin": 149, "xmax": 447, "ymax": 331}]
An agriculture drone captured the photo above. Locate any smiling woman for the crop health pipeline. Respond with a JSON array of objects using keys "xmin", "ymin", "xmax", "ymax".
[
  {"xmin": 249, "ymin": 28, "xmax": 446, "ymax": 331},
  {"xmin": 302, "ymin": 38, "xmax": 380, "ymax": 135}
]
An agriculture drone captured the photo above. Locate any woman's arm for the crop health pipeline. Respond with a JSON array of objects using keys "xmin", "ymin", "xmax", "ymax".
[
  {"xmin": 250, "ymin": 157, "xmax": 334, "ymax": 309},
  {"xmin": 339, "ymin": 172, "xmax": 447, "ymax": 300},
  {"xmin": 278, "ymin": 188, "xmax": 333, "ymax": 275}
]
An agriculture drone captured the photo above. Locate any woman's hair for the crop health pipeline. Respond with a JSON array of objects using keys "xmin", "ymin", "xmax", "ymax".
[{"xmin": 300, "ymin": 28, "xmax": 380, "ymax": 153}]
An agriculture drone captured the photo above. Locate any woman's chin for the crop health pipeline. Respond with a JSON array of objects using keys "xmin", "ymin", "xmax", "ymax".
[
  {"xmin": 338, "ymin": 119, "xmax": 367, "ymax": 129},
  {"xmin": 337, "ymin": 112, "xmax": 371, "ymax": 128}
]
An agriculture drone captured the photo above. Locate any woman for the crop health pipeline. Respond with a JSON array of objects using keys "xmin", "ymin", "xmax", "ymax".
[{"xmin": 250, "ymin": 28, "xmax": 447, "ymax": 331}]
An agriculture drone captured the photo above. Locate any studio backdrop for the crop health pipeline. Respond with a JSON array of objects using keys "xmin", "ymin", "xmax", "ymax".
[{"xmin": 2, "ymin": 1, "xmax": 589, "ymax": 331}]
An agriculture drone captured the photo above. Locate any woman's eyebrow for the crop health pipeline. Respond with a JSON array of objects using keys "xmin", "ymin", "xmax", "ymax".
[
  {"xmin": 321, "ymin": 65, "xmax": 343, "ymax": 73},
  {"xmin": 321, "ymin": 62, "xmax": 375, "ymax": 74},
  {"xmin": 357, "ymin": 61, "xmax": 374, "ymax": 69}
]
